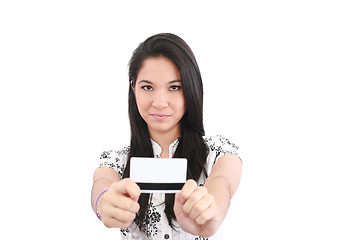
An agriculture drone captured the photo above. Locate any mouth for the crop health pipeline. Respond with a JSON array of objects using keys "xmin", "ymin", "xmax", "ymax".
[{"xmin": 151, "ymin": 114, "xmax": 171, "ymax": 120}]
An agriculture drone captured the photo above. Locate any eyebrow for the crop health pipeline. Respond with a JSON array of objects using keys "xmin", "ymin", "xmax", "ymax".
[
  {"xmin": 138, "ymin": 80, "xmax": 152, "ymax": 84},
  {"xmin": 138, "ymin": 79, "xmax": 182, "ymax": 84},
  {"xmin": 169, "ymin": 80, "xmax": 181, "ymax": 84}
]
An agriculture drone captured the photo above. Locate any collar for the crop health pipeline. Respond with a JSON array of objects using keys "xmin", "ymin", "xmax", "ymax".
[{"xmin": 150, "ymin": 137, "xmax": 181, "ymax": 158}]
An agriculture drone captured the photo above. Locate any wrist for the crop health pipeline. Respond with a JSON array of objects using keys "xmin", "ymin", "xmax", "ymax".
[{"xmin": 94, "ymin": 188, "xmax": 108, "ymax": 220}]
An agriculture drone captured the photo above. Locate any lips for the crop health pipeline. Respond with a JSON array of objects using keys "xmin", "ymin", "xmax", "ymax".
[{"xmin": 151, "ymin": 114, "xmax": 170, "ymax": 120}]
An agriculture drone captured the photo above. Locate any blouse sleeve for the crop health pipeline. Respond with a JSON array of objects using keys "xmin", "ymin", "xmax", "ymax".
[
  {"xmin": 205, "ymin": 135, "xmax": 242, "ymax": 175},
  {"xmin": 99, "ymin": 147, "xmax": 129, "ymax": 178}
]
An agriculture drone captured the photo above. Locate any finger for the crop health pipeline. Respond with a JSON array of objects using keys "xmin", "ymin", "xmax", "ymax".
[
  {"xmin": 102, "ymin": 216, "xmax": 133, "ymax": 229},
  {"xmin": 174, "ymin": 192, "xmax": 183, "ymax": 207},
  {"xmin": 116, "ymin": 178, "xmax": 141, "ymax": 200},
  {"xmin": 180, "ymin": 179, "xmax": 198, "ymax": 203},
  {"xmin": 189, "ymin": 194, "xmax": 215, "ymax": 220},
  {"xmin": 195, "ymin": 203, "xmax": 217, "ymax": 225},
  {"xmin": 173, "ymin": 192, "xmax": 184, "ymax": 216},
  {"xmin": 183, "ymin": 186, "xmax": 208, "ymax": 215},
  {"xmin": 112, "ymin": 207, "xmax": 137, "ymax": 223},
  {"xmin": 102, "ymin": 205, "xmax": 137, "ymax": 226},
  {"xmin": 111, "ymin": 195, "xmax": 140, "ymax": 213},
  {"xmin": 103, "ymin": 187, "xmax": 140, "ymax": 214}
]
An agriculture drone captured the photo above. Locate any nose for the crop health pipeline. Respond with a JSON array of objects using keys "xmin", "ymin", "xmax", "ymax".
[{"xmin": 152, "ymin": 90, "xmax": 169, "ymax": 109}]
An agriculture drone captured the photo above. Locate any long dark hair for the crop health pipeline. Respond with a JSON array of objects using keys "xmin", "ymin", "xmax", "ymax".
[{"xmin": 123, "ymin": 33, "xmax": 208, "ymax": 231}]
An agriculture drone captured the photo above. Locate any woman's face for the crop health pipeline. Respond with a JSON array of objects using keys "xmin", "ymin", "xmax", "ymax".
[{"xmin": 133, "ymin": 56, "xmax": 186, "ymax": 138}]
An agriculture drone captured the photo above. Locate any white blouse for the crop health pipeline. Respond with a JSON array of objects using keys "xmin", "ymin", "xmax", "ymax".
[{"xmin": 99, "ymin": 135, "xmax": 241, "ymax": 240}]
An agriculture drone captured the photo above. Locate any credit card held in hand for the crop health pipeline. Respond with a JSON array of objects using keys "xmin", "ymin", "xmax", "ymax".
[{"xmin": 130, "ymin": 157, "xmax": 187, "ymax": 193}]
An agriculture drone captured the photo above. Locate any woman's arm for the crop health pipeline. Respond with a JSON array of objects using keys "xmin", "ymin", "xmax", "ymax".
[
  {"xmin": 174, "ymin": 154, "xmax": 242, "ymax": 237},
  {"xmin": 91, "ymin": 167, "xmax": 141, "ymax": 228},
  {"xmin": 204, "ymin": 154, "xmax": 242, "ymax": 222},
  {"xmin": 91, "ymin": 167, "xmax": 121, "ymax": 211}
]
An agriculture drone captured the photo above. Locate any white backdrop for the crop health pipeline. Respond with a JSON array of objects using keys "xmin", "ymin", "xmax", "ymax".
[{"xmin": 1, "ymin": 1, "xmax": 359, "ymax": 239}]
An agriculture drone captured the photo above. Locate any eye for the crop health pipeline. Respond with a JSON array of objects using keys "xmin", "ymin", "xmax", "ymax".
[
  {"xmin": 169, "ymin": 85, "xmax": 181, "ymax": 91},
  {"xmin": 141, "ymin": 85, "xmax": 153, "ymax": 91}
]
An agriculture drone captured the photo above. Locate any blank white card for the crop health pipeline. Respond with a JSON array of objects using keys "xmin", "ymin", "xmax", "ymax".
[{"xmin": 130, "ymin": 157, "xmax": 187, "ymax": 193}]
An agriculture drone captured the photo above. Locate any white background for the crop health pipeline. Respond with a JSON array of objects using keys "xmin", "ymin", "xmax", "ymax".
[{"xmin": 1, "ymin": 1, "xmax": 359, "ymax": 239}]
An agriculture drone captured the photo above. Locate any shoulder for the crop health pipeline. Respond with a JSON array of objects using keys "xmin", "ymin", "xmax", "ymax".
[
  {"xmin": 99, "ymin": 146, "xmax": 130, "ymax": 178},
  {"xmin": 202, "ymin": 135, "xmax": 241, "ymax": 176},
  {"xmin": 100, "ymin": 146, "xmax": 130, "ymax": 160},
  {"xmin": 204, "ymin": 135, "xmax": 240, "ymax": 158}
]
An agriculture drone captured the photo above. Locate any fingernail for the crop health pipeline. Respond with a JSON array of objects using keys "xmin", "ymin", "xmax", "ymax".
[{"xmin": 176, "ymin": 193, "xmax": 183, "ymax": 203}]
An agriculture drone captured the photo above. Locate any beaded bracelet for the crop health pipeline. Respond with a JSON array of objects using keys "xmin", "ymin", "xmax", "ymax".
[{"xmin": 94, "ymin": 188, "xmax": 108, "ymax": 220}]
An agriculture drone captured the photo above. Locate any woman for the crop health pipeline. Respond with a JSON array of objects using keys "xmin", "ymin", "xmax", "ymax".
[{"xmin": 91, "ymin": 33, "xmax": 242, "ymax": 239}]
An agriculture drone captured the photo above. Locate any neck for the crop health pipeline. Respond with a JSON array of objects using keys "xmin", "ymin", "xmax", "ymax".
[{"xmin": 149, "ymin": 128, "xmax": 181, "ymax": 153}]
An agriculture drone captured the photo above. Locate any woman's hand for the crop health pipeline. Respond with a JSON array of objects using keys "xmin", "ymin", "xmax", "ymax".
[
  {"xmin": 173, "ymin": 179, "xmax": 221, "ymax": 237},
  {"xmin": 99, "ymin": 178, "xmax": 141, "ymax": 229}
]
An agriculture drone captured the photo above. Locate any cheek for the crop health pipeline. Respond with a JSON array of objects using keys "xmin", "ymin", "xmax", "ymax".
[
  {"xmin": 181, "ymin": 100, "xmax": 186, "ymax": 113},
  {"xmin": 135, "ymin": 94, "xmax": 150, "ymax": 115},
  {"xmin": 177, "ymin": 95, "xmax": 186, "ymax": 114}
]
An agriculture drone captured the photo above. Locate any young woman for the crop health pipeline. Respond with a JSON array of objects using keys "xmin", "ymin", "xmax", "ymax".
[{"xmin": 91, "ymin": 33, "xmax": 242, "ymax": 239}]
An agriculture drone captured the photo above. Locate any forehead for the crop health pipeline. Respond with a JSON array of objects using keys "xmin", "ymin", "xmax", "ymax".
[{"xmin": 137, "ymin": 56, "xmax": 181, "ymax": 83}]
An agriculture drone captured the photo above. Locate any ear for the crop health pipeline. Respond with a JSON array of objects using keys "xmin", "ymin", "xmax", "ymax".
[{"xmin": 130, "ymin": 80, "xmax": 135, "ymax": 90}]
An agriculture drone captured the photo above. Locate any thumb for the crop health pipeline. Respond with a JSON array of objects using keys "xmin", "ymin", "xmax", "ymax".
[
  {"xmin": 173, "ymin": 192, "xmax": 184, "ymax": 216},
  {"xmin": 117, "ymin": 178, "xmax": 141, "ymax": 200}
]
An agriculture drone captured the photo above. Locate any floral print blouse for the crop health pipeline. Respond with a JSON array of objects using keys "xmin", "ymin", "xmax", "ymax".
[{"xmin": 99, "ymin": 135, "xmax": 241, "ymax": 240}]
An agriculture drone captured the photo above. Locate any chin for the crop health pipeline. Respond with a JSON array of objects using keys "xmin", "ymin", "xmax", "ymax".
[{"xmin": 148, "ymin": 122, "xmax": 180, "ymax": 134}]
